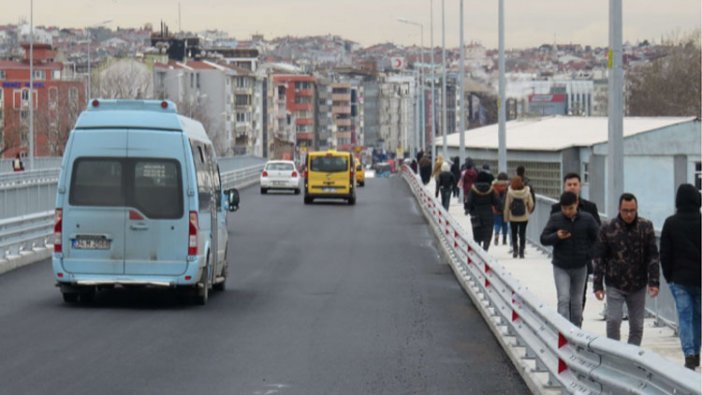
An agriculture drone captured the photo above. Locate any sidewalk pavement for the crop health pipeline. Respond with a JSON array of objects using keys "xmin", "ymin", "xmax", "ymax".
[{"xmin": 421, "ymin": 178, "xmax": 696, "ymax": 372}]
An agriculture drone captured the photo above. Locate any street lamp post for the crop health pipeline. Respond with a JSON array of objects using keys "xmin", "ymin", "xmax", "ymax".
[
  {"xmin": 458, "ymin": 0, "xmax": 466, "ymax": 171},
  {"xmin": 430, "ymin": 0, "xmax": 436, "ymax": 161},
  {"xmin": 441, "ymin": 0, "xmax": 448, "ymax": 160},
  {"xmin": 397, "ymin": 17, "xmax": 426, "ymax": 156},
  {"xmin": 28, "ymin": 0, "xmax": 34, "ymax": 169},
  {"xmin": 86, "ymin": 19, "xmax": 112, "ymax": 100},
  {"xmin": 498, "ymin": 0, "xmax": 507, "ymax": 173}
]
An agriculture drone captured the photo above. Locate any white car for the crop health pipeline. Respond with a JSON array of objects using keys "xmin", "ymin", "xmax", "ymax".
[{"xmin": 260, "ymin": 160, "xmax": 301, "ymax": 194}]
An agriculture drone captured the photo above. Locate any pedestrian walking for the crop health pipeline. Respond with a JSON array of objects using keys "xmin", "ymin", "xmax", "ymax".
[
  {"xmin": 550, "ymin": 173, "xmax": 602, "ymax": 311},
  {"xmin": 504, "ymin": 176, "xmax": 534, "ymax": 258},
  {"xmin": 593, "ymin": 193, "xmax": 660, "ymax": 346},
  {"xmin": 460, "ymin": 158, "xmax": 478, "ymax": 214},
  {"xmin": 479, "ymin": 163, "xmax": 495, "ymax": 184},
  {"xmin": 450, "ymin": 156, "xmax": 461, "ymax": 198},
  {"xmin": 541, "ymin": 191, "xmax": 599, "ymax": 327},
  {"xmin": 431, "ymin": 154, "xmax": 444, "ymax": 181},
  {"xmin": 492, "ymin": 172, "xmax": 510, "ymax": 246},
  {"xmin": 660, "ymin": 183, "xmax": 701, "ymax": 370},
  {"xmin": 516, "ymin": 165, "xmax": 536, "ymax": 213},
  {"xmin": 12, "ymin": 154, "xmax": 24, "ymax": 172},
  {"xmin": 418, "ymin": 154, "xmax": 432, "ymax": 185},
  {"xmin": 466, "ymin": 170, "xmax": 499, "ymax": 251},
  {"xmin": 435, "ymin": 162, "xmax": 455, "ymax": 211}
]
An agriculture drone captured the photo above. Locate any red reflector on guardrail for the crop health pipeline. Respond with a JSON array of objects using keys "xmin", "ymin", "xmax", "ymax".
[
  {"xmin": 558, "ymin": 333, "xmax": 568, "ymax": 348},
  {"xmin": 558, "ymin": 359, "xmax": 568, "ymax": 374},
  {"xmin": 512, "ymin": 310, "xmax": 520, "ymax": 322}
]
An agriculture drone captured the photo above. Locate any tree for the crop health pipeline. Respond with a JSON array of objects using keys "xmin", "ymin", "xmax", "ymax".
[
  {"xmin": 627, "ymin": 31, "xmax": 701, "ymax": 117},
  {"xmin": 96, "ymin": 59, "xmax": 153, "ymax": 99}
]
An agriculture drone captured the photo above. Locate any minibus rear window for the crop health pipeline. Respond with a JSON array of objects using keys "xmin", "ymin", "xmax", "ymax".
[
  {"xmin": 310, "ymin": 156, "xmax": 348, "ymax": 173},
  {"xmin": 70, "ymin": 159, "xmax": 125, "ymax": 206},
  {"xmin": 69, "ymin": 158, "xmax": 183, "ymax": 219}
]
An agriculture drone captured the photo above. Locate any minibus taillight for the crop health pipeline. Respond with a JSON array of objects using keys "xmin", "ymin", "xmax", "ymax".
[
  {"xmin": 53, "ymin": 209, "xmax": 63, "ymax": 253},
  {"xmin": 188, "ymin": 211, "xmax": 198, "ymax": 256},
  {"xmin": 262, "ymin": 170, "xmax": 268, "ymax": 177}
]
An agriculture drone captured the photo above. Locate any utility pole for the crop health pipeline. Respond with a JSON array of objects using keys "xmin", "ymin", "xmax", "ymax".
[
  {"xmin": 430, "ymin": 0, "xmax": 437, "ymax": 161},
  {"xmin": 441, "ymin": 0, "xmax": 448, "ymax": 160},
  {"xmin": 29, "ymin": 0, "xmax": 34, "ymax": 169},
  {"xmin": 607, "ymin": 0, "xmax": 624, "ymax": 217},
  {"xmin": 458, "ymin": 0, "xmax": 466, "ymax": 169},
  {"xmin": 497, "ymin": 0, "xmax": 507, "ymax": 173}
]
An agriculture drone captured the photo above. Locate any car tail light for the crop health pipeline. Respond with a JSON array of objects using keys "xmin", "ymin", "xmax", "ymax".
[
  {"xmin": 53, "ymin": 209, "xmax": 63, "ymax": 253},
  {"xmin": 188, "ymin": 211, "xmax": 198, "ymax": 256},
  {"xmin": 262, "ymin": 170, "xmax": 268, "ymax": 177},
  {"xmin": 292, "ymin": 171, "xmax": 298, "ymax": 177}
]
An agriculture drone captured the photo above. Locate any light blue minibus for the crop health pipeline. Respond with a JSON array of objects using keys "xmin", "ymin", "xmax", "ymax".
[{"xmin": 52, "ymin": 99, "xmax": 239, "ymax": 305}]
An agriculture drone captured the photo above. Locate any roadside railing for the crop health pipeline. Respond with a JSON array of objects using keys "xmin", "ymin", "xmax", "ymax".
[
  {"xmin": 402, "ymin": 166, "xmax": 700, "ymax": 395},
  {"xmin": 0, "ymin": 160, "xmax": 265, "ymax": 275},
  {"xmin": 526, "ymin": 195, "xmax": 679, "ymax": 332}
]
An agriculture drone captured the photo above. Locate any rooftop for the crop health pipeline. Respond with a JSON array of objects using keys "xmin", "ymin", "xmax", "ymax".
[{"xmin": 438, "ymin": 116, "xmax": 698, "ymax": 151}]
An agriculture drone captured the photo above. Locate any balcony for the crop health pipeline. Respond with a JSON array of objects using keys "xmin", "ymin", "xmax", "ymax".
[
  {"xmin": 335, "ymin": 118, "xmax": 352, "ymax": 127},
  {"xmin": 296, "ymin": 132, "xmax": 314, "ymax": 141},
  {"xmin": 296, "ymin": 89, "xmax": 314, "ymax": 97},
  {"xmin": 331, "ymin": 106, "xmax": 351, "ymax": 114},
  {"xmin": 295, "ymin": 118, "xmax": 314, "ymax": 126},
  {"xmin": 336, "ymin": 131, "xmax": 352, "ymax": 140},
  {"xmin": 331, "ymin": 93, "xmax": 350, "ymax": 101},
  {"xmin": 289, "ymin": 103, "xmax": 313, "ymax": 112}
]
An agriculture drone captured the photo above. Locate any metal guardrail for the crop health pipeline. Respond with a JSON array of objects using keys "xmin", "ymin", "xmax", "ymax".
[
  {"xmin": 0, "ymin": 162, "xmax": 265, "ymax": 270},
  {"xmin": 525, "ymin": 195, "xmax": 679, "ymax": 332},
  {"xmin": 0, "ymin": 210, "xmax": 54, "ymax": 260},
  {"xmin": 402, "ymin": 166, "xmax": 700, "ymax": 395},
  {"xmin": 0, "ymin": 157, "xmax": 63, "ymax": 175}
]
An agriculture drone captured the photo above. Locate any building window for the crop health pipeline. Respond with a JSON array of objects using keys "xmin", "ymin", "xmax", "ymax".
[
  {"xmin": 582, "ymin": 162, "xmax": 589, "ymax": 184},
  {"xmin": 33, "ymin": 70, "xmax": 45, "ymax": 80},
  {"xmin": 69, "ymin": 88, "xmax": 79, "ymax": 104},
  {"xmin": 695, "ymin": 162, "xmax": 702, "ymax": 191},
  {"xmin": 235, "ymin": 77, "xmax": 248, "ymax": 88},
  {"xmin": 49, "ymin": 87, "xmax": 58, "ymax": 109},
  {"xmin": 195, "ymin": 73, "xmax": 200, "ymax": 89},
  {"xmin": 0, "ymin": 70, "xmax": 5, "ymax": 80},
  {"xmin": 21, "ymin": 89, "xmax": 29, "ymax": 102},
  {"xmin": 235, "ymin": 95, "xmax": 250, "ymax": 106},
  {"xmin": 52, "ymin": 70, "xmax": 61, "ymax": 80}
]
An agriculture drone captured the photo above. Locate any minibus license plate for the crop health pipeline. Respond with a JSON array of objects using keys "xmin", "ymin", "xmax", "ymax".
[
  {"xmin": 72, "ymin": 238, "xmax": 110, "ymax": 250},
  {"xmin": 323, "ymin": 187, "xmax": 335, "ymax": 192}
]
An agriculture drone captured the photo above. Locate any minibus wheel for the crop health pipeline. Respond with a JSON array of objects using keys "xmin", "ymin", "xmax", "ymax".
[
  {"xmin": 62, "ymin": 293, "xmax": 79, "ymax": 304},
  {"xmin": 195, "ymin": 260, "xmax": 210, "ymax": 305}
]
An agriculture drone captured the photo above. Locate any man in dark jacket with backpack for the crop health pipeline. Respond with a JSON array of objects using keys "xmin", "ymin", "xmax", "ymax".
[
  {"xmin": 550, "ymin": 173, "xmax": 601, "ymax": 310},
  {"xmin": 541, "ymin": 191, "xmax": 599, "ymax": 328},
  {"xmin": 661, "ymin": 183, "xmax": 701, "ymax": 370}
]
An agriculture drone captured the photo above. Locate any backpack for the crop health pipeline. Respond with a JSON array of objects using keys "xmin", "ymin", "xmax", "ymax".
[{"xmin": 510, "ymin": 197, "xmax": 526, "ymax": 216}]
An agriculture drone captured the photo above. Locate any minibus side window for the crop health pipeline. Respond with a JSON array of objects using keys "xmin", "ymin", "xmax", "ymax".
[
  {"xmin": 190, "ymin": 142, "xmax": 212, "ymax": 211},
  {"xmin": 132, "ymin": 160, "xmax": 183, "ymax": 219}
]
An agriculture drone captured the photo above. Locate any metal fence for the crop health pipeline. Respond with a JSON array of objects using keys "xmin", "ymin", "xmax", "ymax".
[
  {"xmin": 0, "ymin": 156, "xmax": 267, "ymax": 221},
  {"xmin": 402, "ymin": 166, "xmax": 700, "ymax": 395},
  {"xmin": 525, "ymin": 195, "xmax": 679, "ymax": 331},
  {"xmin": 0, "ymin": 157, "xmax": 63, "ymax": 175},
  {"xmin": 0, "ymin": 160, "xmax": 265, "ymax": 273}
]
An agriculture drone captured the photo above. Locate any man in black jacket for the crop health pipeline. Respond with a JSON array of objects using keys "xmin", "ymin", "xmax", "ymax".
[
  {"xmin": 550, "ymin": 173, "xmax": 601, "ymax": 310},
  {"xmin": 541, "ymin": 191, "xmax": 599, "ymax": 327},
  {"xmin": 661, "ymin": 183, "xmax": 701, "ymax": 370}
]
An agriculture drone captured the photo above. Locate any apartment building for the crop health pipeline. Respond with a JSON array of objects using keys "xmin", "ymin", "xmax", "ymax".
[
  {"xmin": 269, "ymin": 74, "xmax": 316, "ymax": 159},
  {"xmin": 0, "ymin": 43, "xmax": 85, "ymax": 157}
]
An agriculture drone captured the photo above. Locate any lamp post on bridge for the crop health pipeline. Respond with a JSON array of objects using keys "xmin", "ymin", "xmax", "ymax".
[{"xmin": 397, "ymin": 17, "xmax": 426, "ymax": 157}]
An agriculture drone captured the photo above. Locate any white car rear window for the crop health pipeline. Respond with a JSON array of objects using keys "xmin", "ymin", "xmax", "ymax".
[{"xmin": 266, "ymin": 163, "xmax": 294, "ymax": 171}]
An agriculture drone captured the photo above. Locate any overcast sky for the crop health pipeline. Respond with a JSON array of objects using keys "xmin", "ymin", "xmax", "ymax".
[{"xmin": 2, "ymin": 0, "xmax": 700, "ymax": 48}]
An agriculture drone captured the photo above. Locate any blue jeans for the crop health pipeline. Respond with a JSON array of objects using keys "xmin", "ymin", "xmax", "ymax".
[
  {"xmin": 669, "ymin": 283, "xmax": 702, "ymax": 357},
  {"xmin": 493, "ymin": 214, "xmax": 508, "ymax": 237},
  {"xmin": 440, "ymin": 188, "xmax": 452, "ymax": 211}
]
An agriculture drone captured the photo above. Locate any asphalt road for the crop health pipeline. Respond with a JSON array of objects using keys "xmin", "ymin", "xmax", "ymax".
[{"xmin": 0, "ymin": 176, "xmax": 529, "ymax": 395}]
